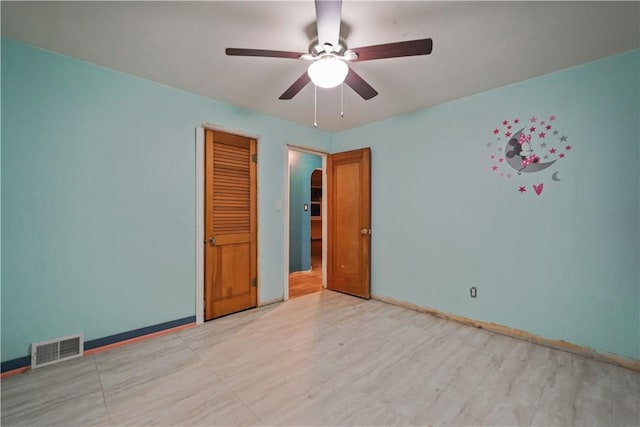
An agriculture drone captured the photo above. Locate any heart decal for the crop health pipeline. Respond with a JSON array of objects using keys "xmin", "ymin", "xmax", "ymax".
[{"xmin": 533, "ymin": 183, "xmax": 544, "ymax": 195}]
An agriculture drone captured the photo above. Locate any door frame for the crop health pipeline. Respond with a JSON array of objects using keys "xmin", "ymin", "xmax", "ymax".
[
  {"xmin": 284, "ymin": 145, "xmax": 328, "ymax": 301},
  {"xmin": 195, "ymin": 124, "xmax": 260, "ymax": 325}
]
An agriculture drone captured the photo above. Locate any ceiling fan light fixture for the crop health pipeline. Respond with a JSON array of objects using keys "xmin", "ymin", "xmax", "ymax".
[{"xmin": 307, "ymin": 56, "xmax": 348, "ymax": 88}]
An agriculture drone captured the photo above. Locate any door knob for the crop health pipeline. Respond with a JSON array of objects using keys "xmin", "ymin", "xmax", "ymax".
[
  {"xmin": 208, "ymin": 237, "xmax": 216, "ymax": 245},
  {"xmin": 360, "ymin": 228, "xmax": 371, "ymax": 235}
]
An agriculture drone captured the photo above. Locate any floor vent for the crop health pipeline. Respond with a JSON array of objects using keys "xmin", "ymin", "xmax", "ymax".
[{"xmin": 31, "ymin": 334, "xmax": 83, "ymax": 368}]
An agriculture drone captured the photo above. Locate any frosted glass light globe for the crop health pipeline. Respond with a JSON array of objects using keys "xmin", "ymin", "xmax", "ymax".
[{"xmin": 307, "ymin": 57, "xmax": 348, "ymax": 89}]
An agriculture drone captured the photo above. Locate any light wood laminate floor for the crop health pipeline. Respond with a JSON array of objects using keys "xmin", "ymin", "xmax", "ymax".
[{"xmin": 2, "ymin": 291, "xmax": 639, "ymax": 426}]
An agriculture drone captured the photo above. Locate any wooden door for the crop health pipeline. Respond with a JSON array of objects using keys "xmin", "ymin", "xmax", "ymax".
[
  {"xmin": 327, "ymin": 147, "xmax": 371, "ymax": 299},
  {"xmin": 204, "ymin": 129, "xmax": 257, "ymax": 320}
]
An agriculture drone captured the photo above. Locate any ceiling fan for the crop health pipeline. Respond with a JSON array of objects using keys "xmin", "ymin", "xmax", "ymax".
[{"xmin": 225, "ymin": 0, "xmax": 433, "ymax": 101}]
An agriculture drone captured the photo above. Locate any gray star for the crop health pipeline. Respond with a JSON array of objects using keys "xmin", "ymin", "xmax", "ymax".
[
  {"xmin": 487, "ymin": 142, "xmax": 492, "ymax": 147},
  {"xmin": 498, "ymin": 147, "xmax": 503, "ymax": 151},
  {"xmin": 543, "ymin": 155, "xmax": 549, "ymax": 159},
  {"xmin": 540, "ymin": 142, "xmax": 548, "ymax": 148},
  {"xmin": 553, "ymin": 130, "xmax": 559, "ymax": 135},
  {"xmin": 560, "ymin": 135, "xmax": 568, "ymax": 142}
]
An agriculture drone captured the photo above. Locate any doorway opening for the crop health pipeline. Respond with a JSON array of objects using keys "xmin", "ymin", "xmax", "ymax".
[{"xmin": 285, "ymin": 147, "xmax": 327, "ymax": 300}]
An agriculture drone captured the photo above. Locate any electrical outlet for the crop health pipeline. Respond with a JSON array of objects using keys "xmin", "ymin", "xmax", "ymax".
[{"xmin": 470, "ymin": 287, "xmax": 477, "ymax": 298}]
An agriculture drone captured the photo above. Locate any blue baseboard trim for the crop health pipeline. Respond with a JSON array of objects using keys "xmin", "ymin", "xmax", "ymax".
[
  {"xmin": 1, "ymin": 356, "xmax": 31, "ymax": 373},
  {"xmin": 1, "ymin": 315, "xmax": 196, "ymax": 373},
  {"xmin": 84, "ymin": 315, "xmax": 196, "ymax": 350}
]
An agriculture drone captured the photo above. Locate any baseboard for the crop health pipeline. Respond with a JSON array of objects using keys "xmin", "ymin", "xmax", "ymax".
[
  {"xmin": 1, "ymin": 315, "xmax": 196, "ymax": 377},
  {"xmin": 259, "ymin": 297, "xmax": 284, "ymax": 307},
  {"xmin": 372, "ymin": 294, "xmax": 640, "ymax": 373}
]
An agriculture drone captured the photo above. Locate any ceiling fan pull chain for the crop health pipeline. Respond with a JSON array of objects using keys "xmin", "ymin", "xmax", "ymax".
[
  {"xmin": 341, "ymin": 82, "xmax": 344, "ymax": 118},
  {"xmin": 314, "ymin": 84, "xmax": 318, "ymax": 128}
]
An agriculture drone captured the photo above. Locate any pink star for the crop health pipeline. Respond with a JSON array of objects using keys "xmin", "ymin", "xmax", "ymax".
[
  {"xmin": 507, "ymin": 125, "xmax": 512, "ymax": 130},
  {"xmin": 505, "ymin": 132, "xmax": 512, "ymax": 137},
  {"xmin": 518, "ymin": 186, "xmax": 526, "ymax": 193},
  {"xmin": 530, "ymin": 116, "xmax": 538, "ymax": 123},
  {"xmin": 538, "ymin": 132, "xmax": 546, "ymax": 138},
  {"xmin": 546, "ymin": 125, "xmax": 552, "ymax": 130},
  {"xmin": 565, "ymin": 145, "xmax": 572, "ymax": 151},
  {"xmin": 490, "ymin": 155, "xmax": 495, "ymax": 159},
  {"xmin": 502, "ymin": 120, "xmax": 509, "ymax": 126},
  {"xmin": 549, "ymin": 148, "xmax": 557, "ymax": 154},
  {"xmin": 559, "ymin": 153, "xmax": 565, "ymax": 158},
  {"xmin": 529, "ymin": 127, "xmax": 536, "ymax": 132},
  {"xmin": 549, "ymin": 115, "xmax": 556, "ymax": 121},
  {"xmin": 493, "ymin": 128, "xmax": 499, "ymax": 135},
  {"xmin": 500, "ymin": 172, "xmax": 504, "ymax": 176},
  {"xmin": 514, "ymin": 118, "xmax": 520, "ymax": 124},
  {"xmin": 491, "ymin": 165, "xmax": 498, "ymax": 171},
  {"xmin": 540, "ymin": 121, "xmax": 546, "ymax": 125},
  {"xmin": 507, "ymin": 174, "xmax": 512, "ymax": 178},
  {"xmin": 498, "ymin": 158, "xmax": 504, "ymax": 163}
]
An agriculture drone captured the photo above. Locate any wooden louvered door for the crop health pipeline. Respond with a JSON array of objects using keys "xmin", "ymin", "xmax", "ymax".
[{"xmin": 204, "ymin": 129, "xmax": 257, "ymax": 320}]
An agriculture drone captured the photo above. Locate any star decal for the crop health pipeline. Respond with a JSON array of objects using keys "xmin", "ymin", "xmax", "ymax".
[
  {"xmin": 491, "ymin": 165, "xmax": 498, "ymax": 171},
  {"xmin": 540, "ymin": 121, "xmax": 546, "ymax": 125},
  {"xmin": 514, "ymin": 118, "xmax": 520, "ymax": 124},
  {"xmin": 553, "ymin": 130, "xmax": 559, "ymax": 135},
  {"xmin": 530, "ymin": 116, "xmax": 537, "ymax": 123},
  {"xmin": 540, "ymin": 142, "xmax": 548, "ymax": 148},
  {"xmin": 543, "ymin": 155, "xmax": 549, "ymax": 159},
  {"xmin": 546, "ymin": 125, "xmax": 552, "ymax": 130},
  {"xmin": 549, "ymin": 148, "xmax": 557, "ymax": 154},
  {"xmin": 518, "ymin": 186, "xmax": 526, "ymax": 193},
  {"xmin": 559, "ymin": 153, "xmax": 565, "ymax": 158},
  {"xmin": 565, "ymin": 145, "xmax": 572, "ymax": 151},
  {"xmin": 487, "ymin": 142, "xmax": 492, "ymax": 147},
  {"xmin": 538, "ymin": 132, "xmax": 546, "ymax": 138},
  {"xmin": 498, "ymin": 158, "xmax": 504, "ymax": 163},
  {"xmin": 507, "ymin": 125, "xmax": 512, "ymax": 130},
  {"xmin": 502, "ymin": 120, "xmax": 509, "ymax": 126},
  {"xmin": 490, "ymin": 155, "xmax": 495, "ymax": 159},
  {"xmin": 506, "ymin": 173, "xmax": 512, "ymax": 178},
  {"xmin": 493, "ymin": 128, "xmax": 499, "ymax": 134},
  {"xmin": 560, "ymin": 135, "xmax": 568, "ymax": 142},
  {"xmin": 505, "ymin": 131, "xmax": 512, "ymax": 137},
  {"xmin": 549, "ymin": 115, "xmax": 556, "ymax": 121},
  {"xmin": 529, "ymin": 127, "xmax": 536, "ymax": 132}
]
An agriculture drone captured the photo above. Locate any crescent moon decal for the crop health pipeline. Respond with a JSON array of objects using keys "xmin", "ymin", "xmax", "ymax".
[
  {"xmin": 552, "ymin": 171, "xmax": 561, "ymax": 181},
  {"xmin": 505, "ymin": 129, "xmax": 556, "ymax": 173}
]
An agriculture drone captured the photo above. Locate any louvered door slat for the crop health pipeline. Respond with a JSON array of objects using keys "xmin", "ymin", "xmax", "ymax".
[{"xmin": 213, "ymin": 143, "xmax": 250, "ymax": 235}]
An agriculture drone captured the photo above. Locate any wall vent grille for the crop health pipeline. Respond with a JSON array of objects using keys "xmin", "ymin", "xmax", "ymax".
[{"xmin": 31, "ymin": 334, "xmax": 83, "ymax": 368}]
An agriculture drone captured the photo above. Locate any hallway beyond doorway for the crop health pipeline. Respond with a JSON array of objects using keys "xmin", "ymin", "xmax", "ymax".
[{"xmin": 288, "ymin": 239, "xmax": 322, "ymax": 298}]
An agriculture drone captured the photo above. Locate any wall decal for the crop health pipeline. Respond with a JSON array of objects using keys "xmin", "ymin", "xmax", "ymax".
[
  {"xmin": 487, "ymin": 115, "xmax": 571, "ymax": 196},
  {"xmin": 533, "ymin": 183, "xmax": 544, "ymax": 195}
]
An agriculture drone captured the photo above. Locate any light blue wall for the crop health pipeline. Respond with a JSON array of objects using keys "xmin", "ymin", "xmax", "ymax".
[
  {"xmin": 0, "ymin": 38, "xmax": 331, "ymax": 362},
  {"xmin": 289, "ymin": 151, "xmax": 322, "ymax": 273},
  {"xmin": 333, "ymin": 49, "xmax": 640, "ymax": 359},
  {"xmin": 2, "ymin": 37, "xmax": 638, "ymax": 363}
]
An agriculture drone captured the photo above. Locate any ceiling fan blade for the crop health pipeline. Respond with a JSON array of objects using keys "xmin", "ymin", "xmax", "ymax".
[
  {"xmin": 315, "ymin": 0, "xmax": 342, "ymax": 49},
  {"xmin": 344, "ymin": 68, "xmax": 378, "ymax": 100},
  {"xmin": 225, "ymin": 48, "xmax": 304, "ymax": 59},
  {"xmin": 351, "ymin": 38, "xmax": 433, "ymax": 61},
  {"xmin": 279, "ymin": 72, "xmax": 311, "ymax": 100}
]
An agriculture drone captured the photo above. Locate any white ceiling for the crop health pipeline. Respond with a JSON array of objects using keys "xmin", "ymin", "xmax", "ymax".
[{"xmin": 2, "ymin": 1, "xmax": 639, "ymax": 131}]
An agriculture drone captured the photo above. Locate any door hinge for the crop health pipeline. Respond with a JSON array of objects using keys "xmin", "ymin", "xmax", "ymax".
[
  {"xmin": 251, "ymin": 154, "xmax": 257, "ymax": 163},
  {"xmin": 251, "ymin": 278, "xmax": 257, "ymax": 287}
]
